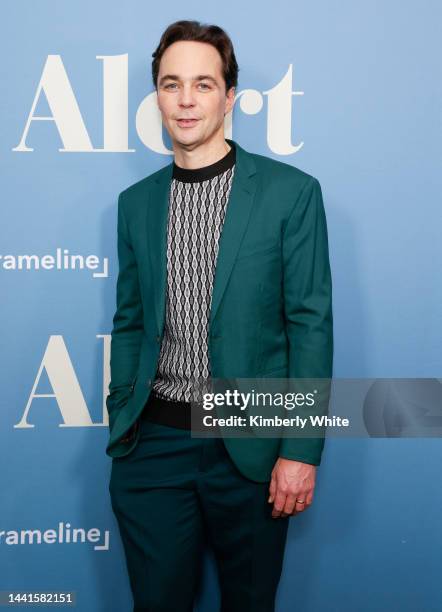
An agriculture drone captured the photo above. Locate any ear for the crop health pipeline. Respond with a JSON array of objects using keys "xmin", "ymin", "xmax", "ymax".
[{"xmin": 225, "ymin": 86, "xmax": 236, "ymax": 114}]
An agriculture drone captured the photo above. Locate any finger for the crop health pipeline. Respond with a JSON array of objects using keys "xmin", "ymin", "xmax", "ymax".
[
  {"xmin": 282, "ymin": 494, "xmax": 297, "ymax": 515},
  {"xmin": 272, "ymin": 490, "xmax": 287, "ymax": 518},
  {"xmin": 305, "ymin": 490, "xmax": 314, "ymax": 506},
  {"xmin": 294, "ymin": 497, "xmax": 308, "ymax": 513},
  {"xmin": 290, "ymin": 492, "xmax": 313, "ymax": 515}
]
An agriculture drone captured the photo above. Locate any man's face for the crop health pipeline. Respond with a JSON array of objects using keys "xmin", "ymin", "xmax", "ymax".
[{"xmin": 156, "ymin": 40, "xmax": 235, "ymax": 148}]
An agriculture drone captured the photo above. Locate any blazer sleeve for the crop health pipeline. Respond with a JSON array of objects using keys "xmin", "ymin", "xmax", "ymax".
[
  {"xmin": 278, "ymin": 176, "xmax": 334, "ymax": 465},
  {"xmin": 106, "ymin": 192, "xmax": 144, "ymax": 428}
]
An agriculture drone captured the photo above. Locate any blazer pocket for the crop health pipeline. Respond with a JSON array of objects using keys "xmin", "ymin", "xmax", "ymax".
[
  {"xmin": 257, "ymin": 364, "xmax": 289, "ymax": 377},
  {"xmin": 236, "ymin": 244, "xmax": 280, "ymax": 262}
]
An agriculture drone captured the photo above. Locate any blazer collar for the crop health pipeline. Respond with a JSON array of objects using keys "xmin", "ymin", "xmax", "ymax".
[{"xmin": 147, "ymin": 138, "xmax": 258, "ymax": 335}]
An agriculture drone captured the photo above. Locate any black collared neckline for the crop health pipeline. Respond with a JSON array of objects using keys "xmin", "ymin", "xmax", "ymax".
[{"xmin": 172, "ymin": 141, "xmax": 236, "ymax": 183}]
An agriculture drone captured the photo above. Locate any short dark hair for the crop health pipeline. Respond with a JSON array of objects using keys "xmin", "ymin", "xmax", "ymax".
[{"xmin": 151, "ymin": 20, "xmax": 239, "ymax": 93}]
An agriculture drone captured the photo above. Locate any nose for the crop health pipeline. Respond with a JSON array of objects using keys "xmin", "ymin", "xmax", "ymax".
[{"xmin": 178, "ymin": 83, "xmax": 196, "ymax": 108}]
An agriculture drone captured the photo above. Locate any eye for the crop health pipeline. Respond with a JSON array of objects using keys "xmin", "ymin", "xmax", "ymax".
[
  {"xmin": 198, "ymin": 82, "xmax": 211, "ymax": 90},
  {"xmin": 164, "ymin": 83, "xmax": 177, "ymax": 90}
]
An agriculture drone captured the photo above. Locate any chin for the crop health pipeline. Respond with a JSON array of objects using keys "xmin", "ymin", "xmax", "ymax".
[{"xmin": 172, "ymin": 132, "xmax": 202, "ymax": 148}]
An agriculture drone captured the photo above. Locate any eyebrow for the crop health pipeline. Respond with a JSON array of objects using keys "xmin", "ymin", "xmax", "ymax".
[{"xmin": 158, "ymin": 74, "xmax": 218, "ymax": 87}]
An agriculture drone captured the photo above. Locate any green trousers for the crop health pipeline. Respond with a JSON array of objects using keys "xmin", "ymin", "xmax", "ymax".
[{"xmin": 109, "ymin": 418, "xmax": 289, "ymax": 612}]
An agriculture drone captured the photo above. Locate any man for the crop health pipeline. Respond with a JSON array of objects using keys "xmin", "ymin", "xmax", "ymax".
[{"xmin": 106, "ymin": 20, "xmax": 333, "ymax": 612}]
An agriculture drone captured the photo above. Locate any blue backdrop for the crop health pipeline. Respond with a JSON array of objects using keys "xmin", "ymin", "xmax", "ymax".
[{"xmin": 1, "ymin": 1, "xmax": 441, "ymax": 610}]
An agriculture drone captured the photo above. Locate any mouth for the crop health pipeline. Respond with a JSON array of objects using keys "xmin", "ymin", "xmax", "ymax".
[{"xmin": 176, "ymin": 118, "xmax": 199, "ymax": 128}]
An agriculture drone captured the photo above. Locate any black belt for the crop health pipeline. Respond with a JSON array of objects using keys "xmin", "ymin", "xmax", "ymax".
[{"xmin": 141, "ymin": 391, "xmax": 192, "ymax": 430}]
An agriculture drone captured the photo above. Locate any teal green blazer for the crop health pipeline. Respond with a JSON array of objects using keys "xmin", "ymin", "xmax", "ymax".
[{"xmin": 105, "ymin": 138, "xmax": 333, "ymax": 482}]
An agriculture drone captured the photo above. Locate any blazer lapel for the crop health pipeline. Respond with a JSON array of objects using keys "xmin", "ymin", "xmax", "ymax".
[
  {"xmin": 146, "ymin": 138, "xmax": 258, "ymax": 336},
  {"xmin": 146, "ymin": 162, "xmax": 173, "ymax": 335},
  {"xmin": 209, "ymin": 140, "xmax": 258, "ymax": 329}
]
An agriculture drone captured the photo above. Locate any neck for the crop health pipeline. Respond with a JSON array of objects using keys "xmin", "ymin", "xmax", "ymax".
[
  {"xmin": 172, "ymin": 140, "xmax": 235, "ymax": 183},
  {"xmin": 172, "ymin": 136, "xmax": 231, "ymax": 171}
]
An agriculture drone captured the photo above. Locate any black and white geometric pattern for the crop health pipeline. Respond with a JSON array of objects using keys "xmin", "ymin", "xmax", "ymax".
[{"xmin": 152, "ymin": 148, "xmax": 236, "ymax": 402}]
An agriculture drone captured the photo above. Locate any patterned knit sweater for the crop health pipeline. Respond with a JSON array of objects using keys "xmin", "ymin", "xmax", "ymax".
[{"xmin": 151, "ymin": 142, "xmax": 236, "ymax": 402}]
